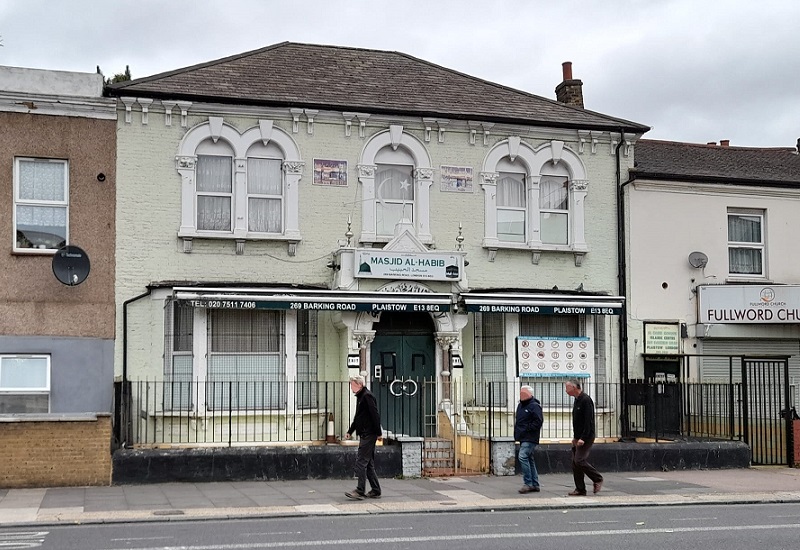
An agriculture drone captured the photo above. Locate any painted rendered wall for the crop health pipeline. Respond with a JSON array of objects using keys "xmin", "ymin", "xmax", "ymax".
[
  {"xmin": 626, "ymin": 180, "xmax": 800, "ymax": 375},
  {"xmin": 115, "ymin": 101, "xmax": 630, "ymax": 381}
]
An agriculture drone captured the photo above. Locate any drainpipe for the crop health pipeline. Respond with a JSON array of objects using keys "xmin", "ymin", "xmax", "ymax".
[
  {"xmin": 615, "ymin": 130, "xmax": 631, "ymax": 440},
  {"xmin": 123, "ymin": 288, "xmax": 152, "ymax": 383}
]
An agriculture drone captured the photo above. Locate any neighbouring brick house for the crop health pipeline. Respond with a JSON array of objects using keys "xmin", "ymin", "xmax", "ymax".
[
  {"xmin": 106, "ymin": 43, "xmax": 648, "ymax": 476},
  {"xmin": 0, "ymin": 66, "xmax": 117, "ymax": 487}
]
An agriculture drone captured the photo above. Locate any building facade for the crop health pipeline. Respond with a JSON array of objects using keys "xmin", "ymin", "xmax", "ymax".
[
  {"xmin": 0, "ymin": 66, "xmax": 117, "ymax": 414},
  {"xmin": 107, "ymin": 44, "xmax": 648, "ymax": 448},
  {"xmin": 626, "ymin": 139, "xmax": 800, "ymax": 386}
]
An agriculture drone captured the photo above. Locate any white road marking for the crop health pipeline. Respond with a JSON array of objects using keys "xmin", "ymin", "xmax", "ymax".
[{"xmin": 96, "ymin": 522, "xmax": 800, "ymax": 549}]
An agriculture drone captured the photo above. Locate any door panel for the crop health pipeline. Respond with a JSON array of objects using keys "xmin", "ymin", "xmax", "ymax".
[{"xmin": 371, "ymin": 334, "xmax": 435, "ymax": 437}]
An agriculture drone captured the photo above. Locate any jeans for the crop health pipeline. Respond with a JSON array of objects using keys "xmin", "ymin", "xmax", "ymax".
[{"xmin": 518, "ymin": 441, "xmax": 539, "ymax": 488}]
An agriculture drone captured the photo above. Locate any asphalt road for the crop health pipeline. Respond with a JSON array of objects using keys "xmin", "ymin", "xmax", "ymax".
[{"xmin": 2, "ymin": 502, "xmax": 800, "ymax": 550}]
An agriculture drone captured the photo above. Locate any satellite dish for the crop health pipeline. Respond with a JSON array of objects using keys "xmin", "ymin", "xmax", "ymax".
[
  {"xmin": 52, "ymin": 245, "xmax": 91, "ymax": 286},
  {"xmin": 688, "ymin": 251, "xmax": 708, "ymax": 269}
]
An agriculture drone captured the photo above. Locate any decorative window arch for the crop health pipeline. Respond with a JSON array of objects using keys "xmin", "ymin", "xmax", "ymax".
[
  {"xmin": 480, "ymin": 138, "xmax": 588, "ymax": 265},
  {"xmin": 357, "ymin": 125, "xmax": 433, "ymax": 244},
  {"xmin": 176, "ymin": 117, "xmax": 304, "ymax": 255}
]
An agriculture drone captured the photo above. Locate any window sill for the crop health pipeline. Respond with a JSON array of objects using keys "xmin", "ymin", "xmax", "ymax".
[
  {"xmin": 178, "ymin": 231, "xmax": 302, "ymax": 256},
  {"xmin": 725, "ymin": 276, "xmax": 771, "ymax": 284},
  {"xmin": 482, "ymin": 241, "xmax": 587, "ymax": 266},
  {"xmin": 12, "ymin": 248, "xmax": 58, "ymax": 256}
]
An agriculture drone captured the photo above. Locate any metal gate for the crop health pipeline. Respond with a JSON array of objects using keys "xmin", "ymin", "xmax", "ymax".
[{"xmin": 742, "ymin": 357, "xmax": 791, "ymax": 465}]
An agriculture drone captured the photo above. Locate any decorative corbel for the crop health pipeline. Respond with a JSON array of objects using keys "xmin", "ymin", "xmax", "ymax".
[
  {"xmin": 422, "ymin": 118, "xmax": 436, "ymax": 142},
  {"xmin": 356, "ymin": 113, "xmax": 370, "ymax": 138},
  {"xmin": 120, "ymin": 97, "xmax": 136, "ymax": 124},
  {"xmin": 182, "ymin": 237, "xmax": 193, "ymax": 253},
  {"xmin": 287, "ymin": 241, "xmax": 298, "ymax": 257},
  {"xmin": 577, "ymin": 130, "xmax": 590, "ymax": 154},
  {"xmin": 437, "ymin": 119, "xmax": 449, "ymax": 143},
  {"xmin": 235, "ymin": 240, "xmax": 246, "ymax": 255},
  {"xmin": 290, "ymin": 108, "xmax": 303, "ymax": 133},
  {"xmin": 468, "ymin": 121, "xmax": 480, "ymax": 145},
  {"xmin": 342, "ymin": 112, "xmax": 355, "ymax": 137},
  {"xmin": 610, "ymin": 133, "xmax": 620, "ymax": 156},
  {"xmin": 487, "ymin": 248, "xmax": 498, "ymax": 262},
  {"xmin": 304, "ymin": 109, "xmax": 318, "ymax": 135},
  {"xmin": 531, "ymin": 251, "xmax": 541, "ymax": 265},
  {"xmin": 481, "ymin": 122, "xmax": 494, "ymax": 146},
  {"xmin": 176, "ymin": 101, "xmax": 192, "ymax": 128},
  {"xmin": 137, "ymin": 98, "xmax": 153, "ymax": 125},
  {"xmin": 574, "ymin": 252, "xmax": 586, "ymax": 267},
  {"xmin": 589, "ymin": 131, "xmax": 599, "ymax": 154},
  {"xmin": 162, "ymin": 101, "xmax": 176, "ymax": 126}
]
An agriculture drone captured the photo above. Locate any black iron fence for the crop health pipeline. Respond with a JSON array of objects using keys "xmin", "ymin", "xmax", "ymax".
[{"xmin": 114, "ymin": 378, "xmax": 761, "ymax": 448}]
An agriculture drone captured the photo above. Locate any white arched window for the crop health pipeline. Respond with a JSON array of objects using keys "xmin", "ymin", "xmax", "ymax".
[
  {"xmin": 176, "ymin": 118, "xmax": 303, "ymax": 254},
  {"xmin": 358, "ymin": 125, "xmax": 433, "ymax": 244},
  {"xmin": 481, "ymin": 138, "xmax": 588, "ymax": 265}
]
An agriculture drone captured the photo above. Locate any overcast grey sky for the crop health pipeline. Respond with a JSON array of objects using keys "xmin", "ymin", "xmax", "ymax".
[{"xmin": 1, "ymin": 0, "xmax": 798, "ymax": 147}]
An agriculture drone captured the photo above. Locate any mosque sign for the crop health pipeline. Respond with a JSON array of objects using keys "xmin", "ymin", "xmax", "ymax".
[{"xmin": 355, "ymin": 251, "xmax": 462, "ymax": 281}]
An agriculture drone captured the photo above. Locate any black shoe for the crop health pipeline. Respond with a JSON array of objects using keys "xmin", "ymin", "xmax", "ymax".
[
  {"xmin": 345, "ymin": 489, "xmax": 366, "ymax": 500},
  {"xmin": 366, "ymin": 490, "xmax": 382, "ymax": 499}
]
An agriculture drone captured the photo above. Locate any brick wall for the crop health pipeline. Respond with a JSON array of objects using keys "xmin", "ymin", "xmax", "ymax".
[{"xmin": 0, "ymin": 413, "xmax": 112, "ymax": 488}]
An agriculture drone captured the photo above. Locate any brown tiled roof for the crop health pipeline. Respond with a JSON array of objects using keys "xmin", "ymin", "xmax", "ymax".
[
  {"xmin": 632, "ymin": 139, "xmax": 800, "ymax": 186},
  {"xmin": 106, "ymin": 42, "xmax": 648, "ymax": 133}
]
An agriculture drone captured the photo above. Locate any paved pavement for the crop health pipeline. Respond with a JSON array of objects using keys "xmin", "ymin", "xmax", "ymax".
[{"xmin": 2, "ymin": 467, "xmax": 800, "ymax": 527}]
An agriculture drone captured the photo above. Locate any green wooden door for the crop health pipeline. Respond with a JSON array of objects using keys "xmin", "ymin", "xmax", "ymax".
[{"xmin": 371, "ymin": 333, "xmax": 436, "ymax": 437}]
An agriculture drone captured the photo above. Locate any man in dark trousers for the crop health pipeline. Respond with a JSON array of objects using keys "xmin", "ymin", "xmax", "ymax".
[
  {"xmin": 565, "ymin": 378, "xmax": 603, "ymax": 496},
  {"xmin": 345, "ymin": 374, "xmax": 382, "ymax": 500},
  {"xmin": 515, "ymin": 385, "xmax": 544, "ymax": 493}
]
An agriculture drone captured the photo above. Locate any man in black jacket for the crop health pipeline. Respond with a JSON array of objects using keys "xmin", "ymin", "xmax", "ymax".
[
  {"xmin": 565, "ymin": 378, "xmax": 603, "ymax": 496},
  {"xmin": 515, "ymin": 385, "xmax": 543, "ymax": 493},
  {"xmin": 345, "ymin": 375, "xmax": 382, "ymax": 500}
]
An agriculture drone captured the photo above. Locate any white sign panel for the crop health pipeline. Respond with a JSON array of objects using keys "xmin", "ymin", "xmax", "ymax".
[
  {"xmin": 699, "ymin": 285, "xmax": 800, "ymax": 324},
  {"xmin": 355, "ymin": 251, "xmax": 462, "ymax": 281},
  {"xmin": 516, "ymin": 336, "xmax": 593, "ymax": 378}
]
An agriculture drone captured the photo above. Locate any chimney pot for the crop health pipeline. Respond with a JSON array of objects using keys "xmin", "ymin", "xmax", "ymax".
[
  {"xmin": 720, "ymin": 140, "xmax": 730, "ymax": 147},
  {"xmin": 562, "ymin": 61, "xmax": 573, "ymax": 81}
]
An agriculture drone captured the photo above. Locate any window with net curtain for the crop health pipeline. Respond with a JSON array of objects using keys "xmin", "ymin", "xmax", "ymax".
[
  {"xmin": 728, "ymin": 211, "xmax": 764, "ymax": 275},
  {"xmin": 497, "ymin": 171, "xmax": 526, "ymax": 242},
  {"xmin": 375, "ymin": 163, "xmax": 414, "ymax": 236},
  {"xmin": 539, "ymin": 174, "xmax": 569, "ymax": 245},
  {"xmin": 14, "ymin": 158, "xmax": 68, "ymax": 250},
  {"xmin": 475, "ymin": 313, "xmax": 507, "ymax": 406},
  {"xmin": 195, "ymin": 151, "xmax": 284, "ymax": 234}
]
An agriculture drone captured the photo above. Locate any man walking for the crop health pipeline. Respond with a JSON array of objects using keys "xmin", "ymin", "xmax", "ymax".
[
  {"xmin": 565, "ymin": 378, "xmax": 603, "ymax": 496},
  {"xmin": 515, "ymin": 385, "xmax": 543, "ymax": 493},
  {"xmin": 344, "ymin": 375, "xmax": 382, "ymax": 500}
]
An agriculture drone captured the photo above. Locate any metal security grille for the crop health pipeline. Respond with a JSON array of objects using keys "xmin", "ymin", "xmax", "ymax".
[{"xmin": 742, "ymin": 357, "xmax": 791, "ymax": 465}]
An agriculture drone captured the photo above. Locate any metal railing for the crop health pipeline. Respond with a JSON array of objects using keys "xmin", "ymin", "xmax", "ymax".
[{"xmin": 115, "ymin": 378, "xmax": 751, "ymax": 448}]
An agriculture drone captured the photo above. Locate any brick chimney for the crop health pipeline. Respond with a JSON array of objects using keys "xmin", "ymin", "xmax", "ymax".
[
  {"xmin": 555, "ymin": 61, "xmax": 584, "ymax": 108},
  {"xmin": 719, "ymin": 139, "xmax": 730, "ymax": 147}
]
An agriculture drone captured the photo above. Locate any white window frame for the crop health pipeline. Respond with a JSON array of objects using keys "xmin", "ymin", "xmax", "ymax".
[
  {"xmin": 358, "ymin": 125, "xmax": 433, "ymax": 244},
  {"xmin": 164, "ymin": 299, "xmax": 317, "ymax": 413},
  {"xmin": 13, "ymin": 158, "xmax": 69, "ymax": 254},
  {"xmin": 0, "ymin": 354, "xmax": 51, "ymax": 392},
  {"xmin": 176, "ymin": 117, "xmax": 303, "ymax": 254},
  {"xmin": 727, "ymin": 208, "xmax": 766, "ymax": 279},
  {"xmin": 481, "ymin": 139, "xmax": 588, "ymax": 265}
]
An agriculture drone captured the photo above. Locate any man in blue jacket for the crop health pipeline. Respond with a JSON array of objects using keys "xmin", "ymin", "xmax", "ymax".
[{"xmin": 515, "ymin": 385, "xmax": 543, "ymax": 493}]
